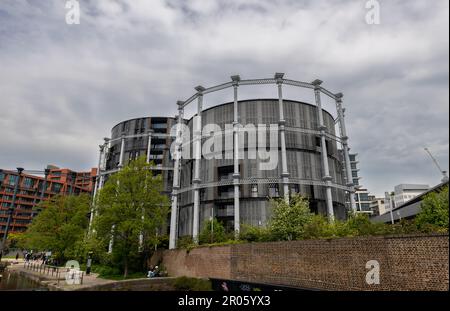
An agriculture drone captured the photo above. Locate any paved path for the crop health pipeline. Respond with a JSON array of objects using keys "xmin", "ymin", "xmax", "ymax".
[{"xmin": 6, "ymin": 260, "xmax": 116, "ymax": 291}]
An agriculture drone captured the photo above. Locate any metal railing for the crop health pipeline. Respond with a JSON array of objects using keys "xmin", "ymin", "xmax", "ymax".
[{"xmin": 23, "ymin": 261, "xmax": 84, "ymax": 285}]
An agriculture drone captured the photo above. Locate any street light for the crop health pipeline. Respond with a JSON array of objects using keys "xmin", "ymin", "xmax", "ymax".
[{"xmin": 0, "ymin": 167, "xmax": 24, "ymax": 260}]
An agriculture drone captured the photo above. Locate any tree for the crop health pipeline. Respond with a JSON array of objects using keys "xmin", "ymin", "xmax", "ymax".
[
  {"xmin": 415, "ymin": 186, "xmax": 449, "ymax": 232},
  {"xmin": 198, "ymin": 218, "xmax": 227, "ymax": 244},
  {"xmin": 22, "ymin": 194, "xmax": 91, "ymax": 263},
  {"xmin": 94, "ymin": 156, "xmax": 169, "ymax": 277},
  {"xmin": 269, "ymin": 194, "xmax": 314, "ymax": 241}
]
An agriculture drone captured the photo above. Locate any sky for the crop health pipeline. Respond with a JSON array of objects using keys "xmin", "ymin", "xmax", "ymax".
[{"xmin": 0, "ymin": 0, "xmax": 448, "ymax": 197}]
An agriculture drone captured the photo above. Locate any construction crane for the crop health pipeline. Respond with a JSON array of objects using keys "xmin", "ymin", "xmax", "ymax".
[{"xmin": 424, "ymin": 147, "xmax": 449, "ymax": 183}]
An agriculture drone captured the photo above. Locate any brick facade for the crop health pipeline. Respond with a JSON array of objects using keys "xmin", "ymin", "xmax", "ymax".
[{"xmin": 159, "ymin": 234, "xmax": 449, "ymax": 291}]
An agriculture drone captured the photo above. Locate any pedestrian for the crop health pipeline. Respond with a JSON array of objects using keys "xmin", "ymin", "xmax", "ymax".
[{"xmin": 15, "ymin": 253, "xmax": 19, "ymax": 260}]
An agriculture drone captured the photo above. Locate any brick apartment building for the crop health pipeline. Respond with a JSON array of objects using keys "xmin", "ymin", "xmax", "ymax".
[{"xmin": 0, "ymin": 165, "xmax": 96, "ymax": 235}]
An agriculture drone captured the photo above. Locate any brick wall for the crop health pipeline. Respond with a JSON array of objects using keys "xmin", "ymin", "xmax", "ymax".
[{"xmin": 160, "ymin": 234, "xmax": 449, "ymax": 291}]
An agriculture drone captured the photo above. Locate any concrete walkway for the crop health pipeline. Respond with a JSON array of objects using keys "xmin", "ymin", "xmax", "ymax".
[{"xmin": 5, "ymin": 260, "xmax": 116, "ymax": 291}]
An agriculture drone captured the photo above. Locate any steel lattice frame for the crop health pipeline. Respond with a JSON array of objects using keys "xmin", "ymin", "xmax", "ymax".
[{"xmin": 167, "ymin": 74, "xmax": 357, "ymax": 249}]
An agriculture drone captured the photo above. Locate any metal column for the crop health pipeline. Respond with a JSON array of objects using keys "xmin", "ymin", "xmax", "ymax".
[
  {"xmin": 276, "ymin": 73, "xmax": 290, "ymax": 203},
  {"xmin": 312, "ymin": 79, "xmax": 334, "ymax": 222},
  {"xmin": 109, "ymin": 136, "xmax": 125, "ymax": 253},
  {"xmin": 231, "ymin": 75, "xmax": 241, "ymax": 236},
  {"xmin": 192, "ymin": 86, "xmax": 204, "ymax": 242},
  {"xmin": 89, "ymin": 144, "xmax": 104, "ymax": 232},
  {"xmin": 118, "ymin": 134, "xmax": 126, "ymax": 169},
  {"xmin": 169, "ymin": 102, "xmax": 184, "ymax": 249},
  {"xmin": 335, "ymin": 93, "xmax": 357, "ymax": 212},
  {"xmin": 146, "ymin": 130, "xmax": 153, "ymax": 163}
]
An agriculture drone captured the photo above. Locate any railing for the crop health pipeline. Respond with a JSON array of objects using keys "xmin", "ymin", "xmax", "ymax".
[{"xmin": 23, "ymin": 261, "xmax": 84, "ymax": 285}]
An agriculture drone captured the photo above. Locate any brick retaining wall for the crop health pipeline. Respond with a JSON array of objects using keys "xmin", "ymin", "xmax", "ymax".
[{"xmin": 160, "ymin": 234, "xmax": 449, "ymax": 291}]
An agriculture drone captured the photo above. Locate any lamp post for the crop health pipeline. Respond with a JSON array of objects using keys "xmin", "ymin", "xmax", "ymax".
[
  {"xmin": 1, "ymin": 167, "xmax": 24, "ymax": 259},
  {"xmin": 86, "ymin": 251, "xmax": 93, "ymax": 275}
]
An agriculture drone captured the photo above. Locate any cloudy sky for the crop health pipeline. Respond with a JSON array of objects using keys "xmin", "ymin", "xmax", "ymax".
[{"xmin": 0, "ymin": 0, "xmax": 448, "ymax": 196}]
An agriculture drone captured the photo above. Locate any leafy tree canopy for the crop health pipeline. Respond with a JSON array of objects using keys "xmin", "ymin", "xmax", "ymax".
[
  {"xmin": 93, "ymin": 156, "xmax": 169, "ymax": 277},
  {"xmin": 415, "ymin": 185, "xmax": 449, "ymax": 231},
  {"xmin": 21, "ymin": 194, "xmax": 91, "ymax": 262}
]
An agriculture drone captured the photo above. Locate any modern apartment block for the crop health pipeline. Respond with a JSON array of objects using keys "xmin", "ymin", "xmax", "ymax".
[
  {"xmin": 370, "ymin": 197, "xmax": 386, "ymax": 216},
  {"xmin": 0, "ymin": 166, "xmax": 96, "ymax": 235},
  {"xmin": 354, "ymin": 188, "xmax": 374, "ymax": 213},
  {"xmin": 393, "ymin": 184, "xmax": 430, "ymax": 207},
  {"xmin": 94, "ymin": 74, "xmax": 358, "ymax": 249},
  {"xmin": 100, "ymin": 116, "xmax": 176, "ymax": 196}
]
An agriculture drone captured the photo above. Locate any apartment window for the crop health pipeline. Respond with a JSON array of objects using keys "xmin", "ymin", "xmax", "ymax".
[
  {"xmin": 23, "ymin": 177, "xmax": 34, "ymax": 188},
  {"xmin": 251, "ymin": 184, "xmax": 258, "ymax": 198},
  {"xmin": 315, "ymin": 136, "xmax": 321, "ymax": 147},
  {"xmin": 8, "ymin": 175, "xmax": 17, "ymax": 186},
  {"xmin": 291, "ymin": 184, "xmax": 299, "ymax": 194},
  {"xmin": 52, "ymin": 183, "xmax": 62, "ymax": 193},
  {"xmin": 268, "ymin": 184, "xmax": 279, "ymax": 197},
  {"xmin": 0, "ymin": 172, "xmax": 4, "ymax": 182},
  {"xmin": 152, "ymin": 123, "xmax": 167, "ymax": 129}
]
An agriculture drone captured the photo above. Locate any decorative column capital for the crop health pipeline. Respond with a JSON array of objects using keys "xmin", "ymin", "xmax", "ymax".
[
  {"xmin": 274, "ymin": 72, "xmax": 284, "ymax": 84},
  {"xmin": 322, "ymin": 175, "xmax": 332, "ymax": 182},
  {"xmin": 177, "ymin": 100, "xmax": 184, "ymax": 111},
  {"xmin": 195, "ymin": 85, "xmax": 205, "ymax": 95},
  {"xmin": 319, "ymin": 125, "xmax": 327, "ymax": 132},
  {"xmin": 335, "ymin": 92, "xmax": 343, "ymax": 102},
  {"xmin": 231, "ymin": 75, "xmax": 240, "ymax": 87},
  {"xmin": 311, "ymin": 79, "xmax": 323, "ymax": 90}
]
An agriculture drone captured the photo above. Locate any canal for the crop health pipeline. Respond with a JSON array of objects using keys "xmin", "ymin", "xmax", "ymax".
[{"xmin": 0, "ymin": 269, "xmax": 47, "ymax": 291}]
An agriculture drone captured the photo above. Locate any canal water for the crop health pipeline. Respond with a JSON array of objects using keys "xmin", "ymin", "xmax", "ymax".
[{"xmin": 0, "ymin": 270, "xmax": 47, "ymax": 291}]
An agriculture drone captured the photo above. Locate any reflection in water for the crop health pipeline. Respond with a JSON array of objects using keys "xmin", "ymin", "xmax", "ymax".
[{"xmin": 0, "ymin": 269, "xmax": 46, "ymax": 291}]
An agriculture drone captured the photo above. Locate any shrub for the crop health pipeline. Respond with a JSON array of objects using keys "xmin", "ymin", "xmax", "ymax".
[
  {"xmin": 172, "ymin": 276, "xmax": 212, "ymax": 291},
  {"xmin": 177, "ymin": 236, "xmax": 195, "ymax": 249},
  {"xmin": 239, "ymin": 224, "xmax": 274, "ymax": 242},
  {"xmin": 415, "ymin": 186, "xmax": 449, "ymax": 232},
  {"xmin": 269, "ymin": 194, "xmax": 314, "ymax": 241},
  {"xmin": 198, "ymin": 218, "xmax": 227, "ymax": 245},
  {"xmin": 92, "ymin": 264, "xmax": 121, "ymax": 278},
  {"xmin": 302, "ymin": 214, "xmax": 334, "ymax": 239}
]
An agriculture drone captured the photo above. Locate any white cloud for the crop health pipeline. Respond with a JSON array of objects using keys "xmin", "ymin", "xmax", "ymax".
[{"xmin": 0, "ymin": 0, "xmax": 448, "ymax": 196}]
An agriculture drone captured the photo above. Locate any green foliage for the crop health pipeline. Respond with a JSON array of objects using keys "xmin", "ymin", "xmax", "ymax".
[
  {"xmin": 302, "ymin": 215, "xmax": 335, "ymax": 239},
  {"xmin": 269, "ymin": 194, "xmax": 314, "ymax": 241},
  {"xmin": 177, "ymin": 236, "xmax": 195, "ymax": 250},
  {"xmin": 93, "ymin": 156, "xmax": 170, "ymax": 277},
  {"xmin": 172, "ymin": 276, "xmax": 212, "ymax": 291},
  {"xmin": 239, "ymin": 224, "xmax": 273, "ymax": 242},
  {"xmin": 21, "ymin": 194, "xmax": 91, "ymax": 263},
  {"xmin": 177, "ymin": 191, "xmax": 449, "ymax": 250},
  {"xmin": 415, "ymin": 186, "xmax": 449, "ymax": 232},
  {"xmin": 6, "ymin": 232, "xmax": 27, "ymax": 249},
  {"xmin": 198, "ymin": 218, "xmax": 228, "ymax": 244}
]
